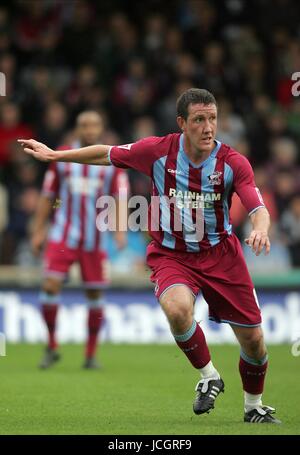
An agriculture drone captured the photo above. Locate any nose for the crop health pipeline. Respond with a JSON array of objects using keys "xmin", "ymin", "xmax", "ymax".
[{"xmin": 203, "ymin": 119, "xmax": 212, "ymax": 133}]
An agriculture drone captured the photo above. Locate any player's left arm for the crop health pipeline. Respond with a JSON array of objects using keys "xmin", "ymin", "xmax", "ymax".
[
  {"xmin": 231, "ymin": 153, "xmax": 271, "ymax": 256},
  {"xmin": 246, "ymin": 207, "xmax": 271, "ymax": 256}
]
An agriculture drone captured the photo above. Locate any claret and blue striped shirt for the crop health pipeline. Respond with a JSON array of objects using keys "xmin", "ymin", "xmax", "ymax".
[
  {"xmin": 109, "ymin": 133, "xmax": 265, "ymax": 252},
  {"xmin": 42, "ymin": 143, "xmax": 129, "ymax": 251}
]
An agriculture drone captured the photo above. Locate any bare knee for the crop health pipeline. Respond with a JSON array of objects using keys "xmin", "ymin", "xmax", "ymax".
[
  {"xmin": 245, "ymin": 334, "xmax": 265, "ymax": 357},
  {"xmin": 164, "ymin": 300, "xmax": 192, "ymax": 329}
]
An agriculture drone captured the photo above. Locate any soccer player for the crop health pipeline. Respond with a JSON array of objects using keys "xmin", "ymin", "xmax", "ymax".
[
  {"xmin": 30, "ymin": 111, "xmax": 129, "ymax": 369},
  {"xmin": 19, "ymin": 89, "xmax": 281, "ymax": 423}
]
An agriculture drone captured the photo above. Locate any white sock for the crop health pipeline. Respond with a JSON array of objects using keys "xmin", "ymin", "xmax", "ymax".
[
  {"xmin": 244, "ymin": 392, "xmax": 262, "ymax": 412},
  {"xmin": 199, "ymin": 360, "xmax": 220, "ymax": 380}
]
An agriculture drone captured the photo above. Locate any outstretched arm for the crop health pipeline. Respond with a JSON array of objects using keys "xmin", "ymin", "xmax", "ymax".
[
  {"xmin": 18, "ymin": 139, "xmax": 111, "ymax": 165},
  {"xmin": 245, "ymin": 207, "xmax": 271, "ymax": 256}
]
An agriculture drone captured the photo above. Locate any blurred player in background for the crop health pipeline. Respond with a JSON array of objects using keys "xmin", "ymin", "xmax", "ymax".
[
  {"xmin": 19, "ymin": 89, "xmax": 281, "ymax": 423},
  {"xmin": 31, "ymin": 111, "xmax": 129, "ymax": 369}
]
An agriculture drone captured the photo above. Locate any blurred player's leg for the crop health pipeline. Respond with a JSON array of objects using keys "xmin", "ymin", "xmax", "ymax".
[
  {"xmin": 80, "ymin": 249, "xmax": 109, "ymax": 369},
  {"xmin": 159, "ymin": 285, "xmax": 224, "ymax": 414},
  {"xmin": 83, "ymin": 289, "xmax": 105, "ymax": 369},
  {"xmin": 39, "ymin": 241, "xmax": 76, "ymax": 368},
  {"xmin": 39, "ymin": 277, "xmax": 62, "ymax": 369},
  {"xmin": 232, "ymin": 325, "xmax": 281, "ymax": 423}
]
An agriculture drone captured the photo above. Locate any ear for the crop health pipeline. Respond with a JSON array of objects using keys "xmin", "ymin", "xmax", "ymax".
[{"xmin": 177, "ymin": 116, "xmax": 185, "ymax": 131}]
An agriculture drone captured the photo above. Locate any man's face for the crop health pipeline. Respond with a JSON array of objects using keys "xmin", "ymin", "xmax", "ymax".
[
  {"xmin": 76, "ymin": 113, "xmax": 103, "ymax": 146},
  {"xmin": 177, "ymin": 103, "xmax": 217, "ymax": 152}
]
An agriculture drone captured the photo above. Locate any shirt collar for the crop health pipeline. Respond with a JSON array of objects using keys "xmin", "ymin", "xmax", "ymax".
[{"xmin": 179, "ymin": 133, "xmax": 222, "ymax": 169}]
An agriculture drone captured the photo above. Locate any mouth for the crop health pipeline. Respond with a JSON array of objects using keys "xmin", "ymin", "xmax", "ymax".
[{"xmin": 201, "ymin": 137, "xmax": 212, "ymax": 143}]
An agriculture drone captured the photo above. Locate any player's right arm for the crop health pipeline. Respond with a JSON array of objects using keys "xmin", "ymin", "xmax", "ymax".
[
  {"xmin": 18, "ymin": 139, "xmax": 111, "ymax": 165},
  {"xmin": 31, "ymin": 162, "xmax": 60, "ymax": 256},
  {"xmin": 31, "ymin": 195, "xmax": 53, "ymax": 256},
  {"xmin": 18, "ymin": 135, "xmax": 167, "ymax": 174}
]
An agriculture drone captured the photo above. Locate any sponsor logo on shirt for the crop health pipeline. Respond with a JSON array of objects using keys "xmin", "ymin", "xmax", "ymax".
[
  {"xmin": 67, "ymin": 176, "xmax": 103, "ymax": 195},
  {"xmin": 168, "ymin": 188, "xmax": 221, "ymax": 209},
  {"xmin": 167, "ymin": 168, "xmax": 183, "ymax": 175}
]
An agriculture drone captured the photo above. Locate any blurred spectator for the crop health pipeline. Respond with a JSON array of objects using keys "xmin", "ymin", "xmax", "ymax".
[
  {"xmin": 0, "ymin": 102, "xmax": 34, "ymax": 167},
  {"xmin": 66, "ymin": 64, "xmax": 101, "ymax": 112},
  {"xmin": 174, "ymin": 52, "xmax": 200, "ymax": 82},
  {"xmin": 243, "ymin": 224, "xmax": 292, "ymax": 273},
  {"xmin": 287, "ymin": 99, "xmax": 300, "ymax": 139},
  {"xmin": 0, "ymin": 53, "xmax": 17, "ymax": 97},
  {"xmin": 267, "ymin": 137, "xmax": 300, "ymax": 191},
  {"xmin": 0, "ymin": 181, "xmax": 8, "ymax": 263},
  {"xmin": 243, "ymin": 52, "xmax": 268, "ymax": 98},
  {"xmin": 163, "ymin": 26, "xmax": 183, "ymax": 65},
  {"xmin": 19, "ymin": 65, "xmax": 68, "ymax": 123},
  {"xmin": 234, "ymin": 138, "xmax": 251, "ymax": 158},
  {"xmin": 112, "ymin": 57, "xmax": 156, "ymax": 134},
  {"xmin": 216, "ymin": 98, "xmax": 246, "ymax": 145},
  {"xmin": 1, "ymin": 158, "xmax": 40, "ymax": 264},
  {"xmin": 156, "ymin": 79, "xmax": 192, "ymax": 134},
  {"xmin": 265, "ymin": 109, "xmax": 290, "ymax": 140},
  {"xmin": 181, "ymin": 0, "xmax": 220, "ymax": 51},
  {"xmin": 14, "ymin": 1, "xmax": 60, "ymax": 55},
  {"xmin": 131, "ymin": 116, "xmax": 157, "ymax": 142},
  {"xmin": 60, "ymin": 0, "xmax": 95, "ymax": 67},
  {"xmin": 280, "ymin": 195, "xmax": 300, "ymax": 266},
  {"xmin": 37, "ymin": 101, "xmax": 69, "ymax": 149},
  {"xmin": 273, "ymin": 171, "xmax": 297, "ymax": 215},
  {"xmin": 269, "ymin": 137, "xmax": 298, "ymax": 171},
  {"xmin": 144, "ymin": 14, "xmax": 166, "ymax": 55},
  {"xmin": 0, "ymin": 182, "xmax": 8, "ymax": 247},
  {"xmin": 246, "ymin": 94, "xmax": 273, "ymax": 163}
]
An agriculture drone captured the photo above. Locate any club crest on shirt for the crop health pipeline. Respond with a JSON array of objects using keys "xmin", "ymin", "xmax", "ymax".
[{"xmin": 208, "ymin": 171, "xmax": 222, "ymax": 185}]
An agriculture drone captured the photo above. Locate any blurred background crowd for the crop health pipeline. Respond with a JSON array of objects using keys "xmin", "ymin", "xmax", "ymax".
[{"xmin": 0, "ymin": 0, "xmax": 300, "ymax": 274}]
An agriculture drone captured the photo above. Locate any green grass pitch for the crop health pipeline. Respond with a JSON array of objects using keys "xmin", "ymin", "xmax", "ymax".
[{"xmin": 0, "ymin": 344, "xmax": 299, "ymax": 435}]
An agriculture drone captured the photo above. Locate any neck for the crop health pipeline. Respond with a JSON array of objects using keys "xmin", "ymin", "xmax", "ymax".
[{"xmin": 183, "ymin": 134, "xmax": 215, "ymax": 166}]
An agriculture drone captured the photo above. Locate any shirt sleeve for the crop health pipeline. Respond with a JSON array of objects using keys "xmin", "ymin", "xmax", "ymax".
[
  {"xmin": 41, "ymin": 162, "xmax": 60, "ymax": 199},
  {"xmin": 108, "ymin": 136, "xmax": 164, "ymax": 177},
  {"xmin": 231, "ymin": 154, "xmax": 265, "ymax": 215},
  {"xmin": 109, "ymin": 168, "xmax": 130, "ymax": 198}
]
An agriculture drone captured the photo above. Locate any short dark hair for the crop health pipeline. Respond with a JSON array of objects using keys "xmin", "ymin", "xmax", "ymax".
[{"xmin": 176, "ymin": 88, "xmax": 217, "ymax": 119}]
